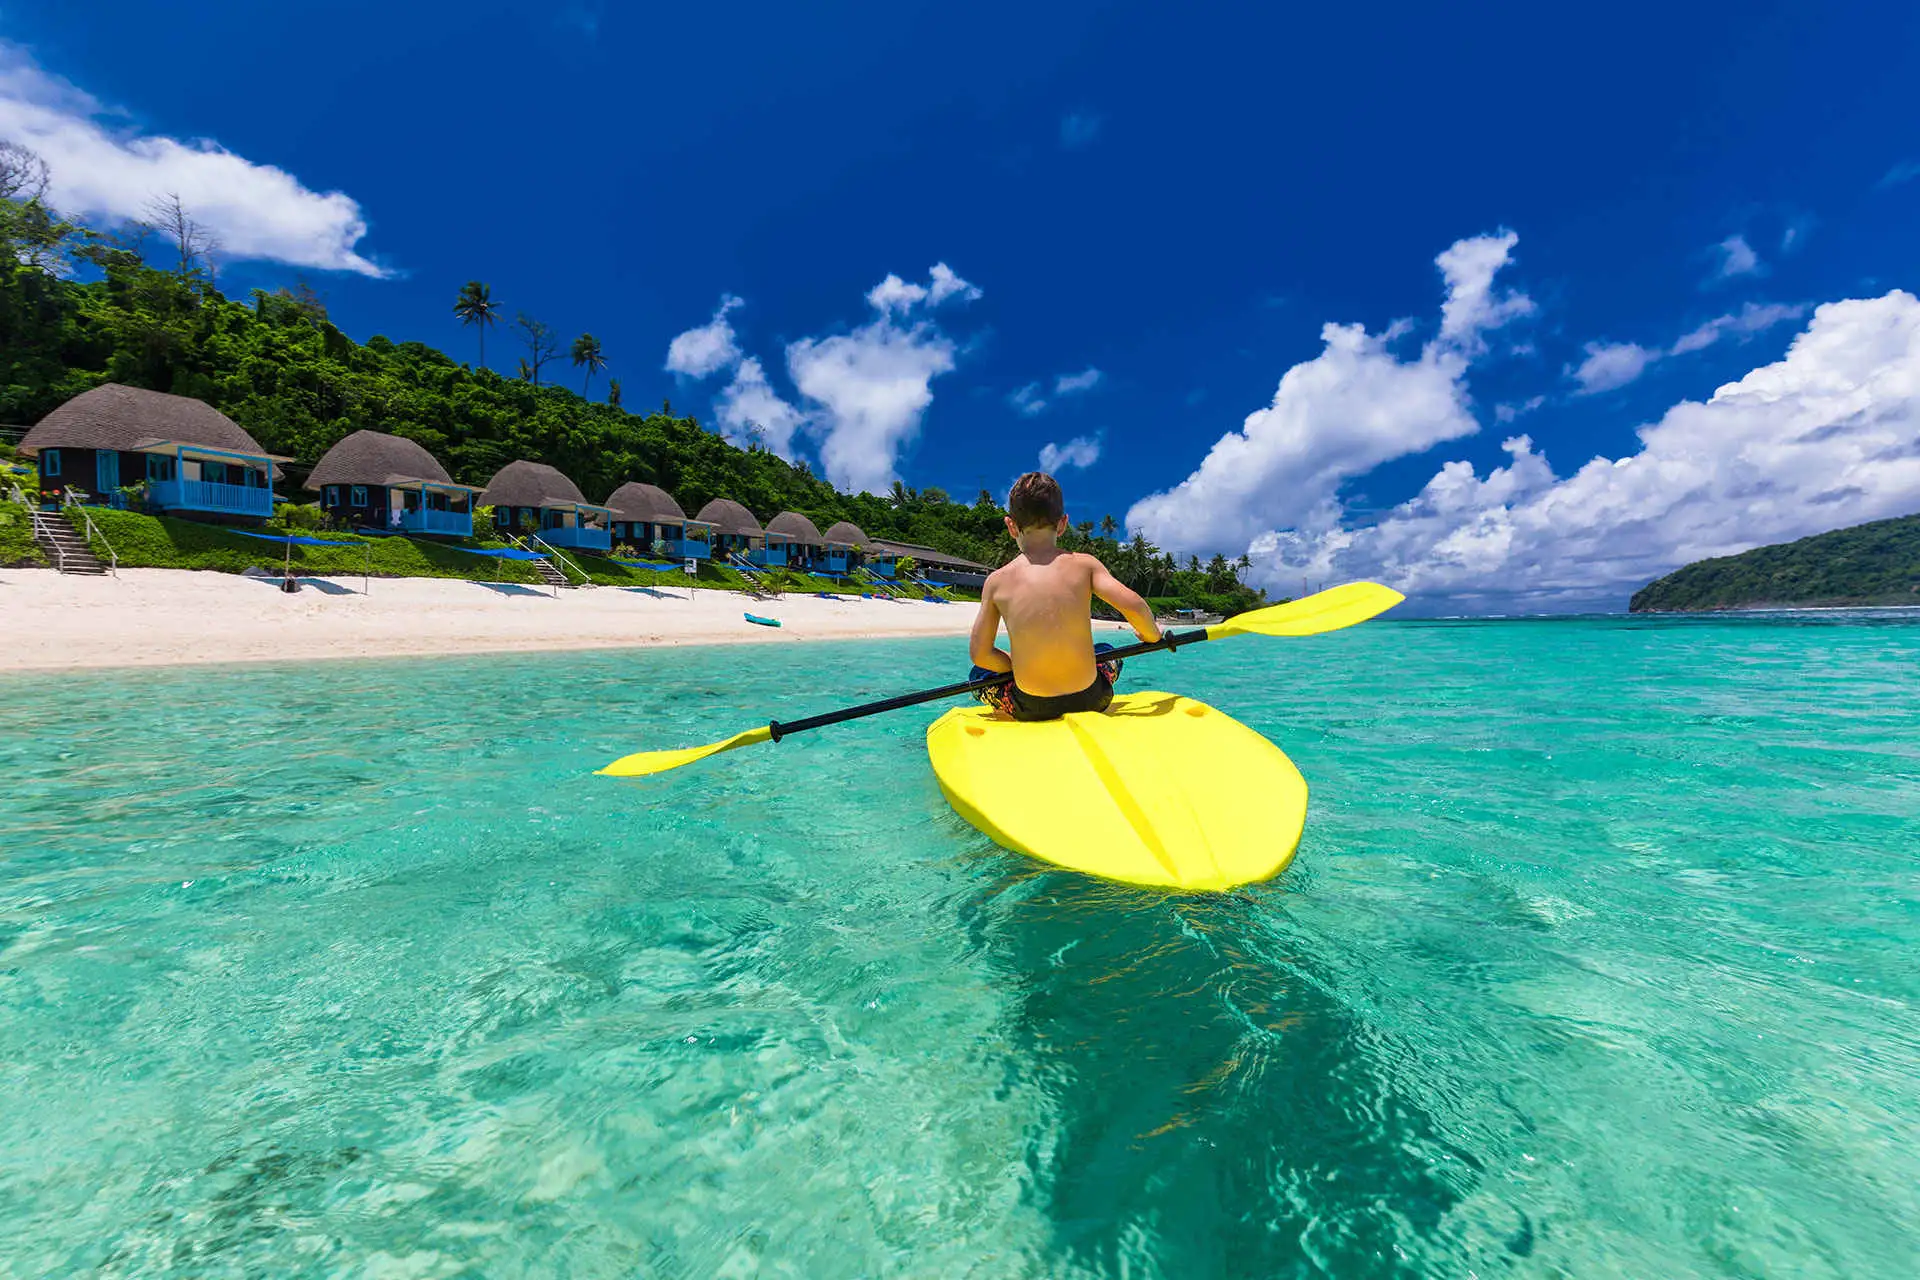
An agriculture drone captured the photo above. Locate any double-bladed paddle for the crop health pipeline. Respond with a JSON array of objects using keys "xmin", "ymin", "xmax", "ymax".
[{"xmin": 597, "ymin": 579, "xmax": 1404, "ymax": 779}]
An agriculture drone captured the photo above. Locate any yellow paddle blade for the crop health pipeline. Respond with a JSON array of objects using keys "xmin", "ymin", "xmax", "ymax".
[
  {"xmin": 1207, "ymin": 581, "xmax": 1404, "ymax": 639},
  {"xmin": 596, "ymin": 725, "xmax": 774, "ymax": 778}
]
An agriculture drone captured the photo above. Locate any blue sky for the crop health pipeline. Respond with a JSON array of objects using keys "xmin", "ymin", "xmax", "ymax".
[{"xmin": 4, "ymin": 0, "xmax": 1919, "ymax": 607}]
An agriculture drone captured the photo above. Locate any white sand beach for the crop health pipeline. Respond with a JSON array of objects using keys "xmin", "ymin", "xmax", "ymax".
[{"xmin": 0, "ymin": 567, "xmax": 1032, "ymax": 672}]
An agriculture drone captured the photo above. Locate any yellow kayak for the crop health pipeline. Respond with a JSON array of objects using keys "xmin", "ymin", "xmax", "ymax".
[{"xmin": 925, "ymin": 691, "xmax": 1307, "ymax": 891}]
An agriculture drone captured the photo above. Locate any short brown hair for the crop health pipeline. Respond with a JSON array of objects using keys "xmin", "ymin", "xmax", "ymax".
[{"xmin": 1007, "ymin": 472, "xmax": 1064, "ymax": 529}]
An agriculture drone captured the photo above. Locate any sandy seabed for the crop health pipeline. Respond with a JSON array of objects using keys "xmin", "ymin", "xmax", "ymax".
[{"xmin": 0, "ymin": 567, "xmax": 994, "ymax": 672}]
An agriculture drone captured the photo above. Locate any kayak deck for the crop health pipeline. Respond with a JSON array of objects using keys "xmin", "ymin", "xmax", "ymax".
[{"xmin": 925, "ymin": 691, "xmax": 1307, "ymax": 891}]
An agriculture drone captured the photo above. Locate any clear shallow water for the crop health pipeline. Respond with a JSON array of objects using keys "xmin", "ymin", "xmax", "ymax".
[{"xmin": 2, "ymin": 616, "xmax": 1918, "ymax": 1278}]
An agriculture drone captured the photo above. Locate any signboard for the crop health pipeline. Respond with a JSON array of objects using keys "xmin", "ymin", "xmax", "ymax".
[{"xmin": 684, "ymin": 558, "xmax": 697, "ymax": 575}]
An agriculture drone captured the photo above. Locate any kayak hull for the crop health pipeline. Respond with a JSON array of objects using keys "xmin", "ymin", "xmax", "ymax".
[{"xmin": 925, "ymin": 691, "xmax": 1307, "ymax": 891}]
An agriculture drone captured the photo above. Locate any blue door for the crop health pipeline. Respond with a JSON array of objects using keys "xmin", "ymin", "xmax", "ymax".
[{"xmin": 96, "ymin": 450, "xmax": 119, "ymax": 499}]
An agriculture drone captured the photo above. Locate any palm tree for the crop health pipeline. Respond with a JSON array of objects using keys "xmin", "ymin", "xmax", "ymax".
[
  {"xmin": 572, "ymin": 333, "xmax": 607, "ymax": 396},
  {"xmin": 453, "ymin": 281, "xmax": 499, "ymax": 369},
  {"xmin": 607, "ymin": 378, "xmax": 622, "ymax": 409},
  {"xmin": 1099, "ymin": 513, "xmax": 1118, "ymax": 540}
]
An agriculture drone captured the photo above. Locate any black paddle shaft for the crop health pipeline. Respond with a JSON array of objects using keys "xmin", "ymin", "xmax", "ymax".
[{"xmin": 765, "ymin": 627, "xmax": 1211, "ymax": 742}]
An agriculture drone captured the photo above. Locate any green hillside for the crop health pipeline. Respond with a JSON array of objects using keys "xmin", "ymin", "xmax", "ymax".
[
  {"xmin": 0, "ymin": 191, "xmax": 1265, "ymax": 616},
  {"xmin": 1629, "ymin": 514, "xmax": 1920, "ymax": 612}
]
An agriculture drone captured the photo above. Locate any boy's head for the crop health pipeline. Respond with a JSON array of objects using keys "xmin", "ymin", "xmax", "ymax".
[{"xmin": 1006, "ymin": 471, "xmax": 1066, "ymax": 539}]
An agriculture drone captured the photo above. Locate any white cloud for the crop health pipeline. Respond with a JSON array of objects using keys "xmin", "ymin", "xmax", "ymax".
[
  {"xmin": 867, "ymin": 262, "xmax": 978, "ymax": 315},
  {"xmin": 1247, "ymin": 291, "xmax": 1920, "ymax": 610},
  {"xmin": 1039, "ymin": 435, "xmax": 1101, "ymax": 471},
  {"xmin": 928, "ymin": 262, "xmax": 981, "ymax": 306},
  {"xmin": 663, "ymin": 294, "xmax": 744, "ymax": 378},
  {"xmin": 1435, "ymin": 229, "xmax": 1536, "ymax": 353},
  {"xmin": 1494, "ymin": 395, "xmax": 1546, "ymax": 424},
  {"xmin": 1571, "ymin": 341, "xmax": 1657, "ymax": 394},
  {"xmin": 1877, "ymin": 160, "xmax": 1920, "ymax": 190},
  {"xmin": 0, "ymin": 42, "xmax": 385, "ymax": 276},
  {"xmin": 866, "ymin": 273, "xmax": 928, "ymax": 315},
  {"xmin": 714, "ymin": 357, "xmax": 805, "ymax": 458},
  {"xmin": 1127, "ymin": 231, "xmax": 1528, "ymax": 555},
  {"xmin": 1060, "ymin": 111, "xmax": 1102, "ymax": 149},
  {"xmin": 1008, "ymin": 367, "xmax": 1101, "ymax": 417},
  {"xmin": 1568, "ymin": 302, "xmax": 1807, "ymax": 395},
  {"xmin": 1054, "ymin": 367, "xmax": 1102, "ymax": 395},
  {"xmin": 668, "ymin": 266, "xmax": 977, "ymax": 491},
  {"xmin": 789, "ymin": 306, "xmax": 960, "ymax": 494},
  {"xmin": 1711, "ymin": 234, "xmax": 1764, "ymax": 281},
  {"xmin": 1669, "ymin": 301, "xmax": 1806, "ymax": 354}
]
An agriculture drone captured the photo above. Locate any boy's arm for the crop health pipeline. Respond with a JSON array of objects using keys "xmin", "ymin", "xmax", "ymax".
[
  {"xmin": 969, "ymin": 583, "xmax": 1012, "ymax": 672},
  {"xmin": 1087, "ymin": 556, "xmax": 1162, "ymax": 643}
]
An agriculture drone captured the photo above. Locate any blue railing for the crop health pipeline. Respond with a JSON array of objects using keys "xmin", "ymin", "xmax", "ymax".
[
  {"xmin": 402, "ymin": 507, "xmax": 473, "ymax": 536},
  {"xmin": 538, "ymin": 524, "xmax": 612, "ymax": 552},
  {"xmin": 820, "ymin": 552, "xmax": 851, "ymax": 573},
  {"xmin": 868, "ymin": 561, "xmax": 898, "ymax": 579},
  {"xmin": 747, "ymin": 545, "xmax": 789, "ymax": 568},
  {"xmin": 666, "ymin": 538, "xmax": 710, "ymax": 561},
  {"xmin": 149, "ymin": 478, "xmax": 274, "ymax": 516}
]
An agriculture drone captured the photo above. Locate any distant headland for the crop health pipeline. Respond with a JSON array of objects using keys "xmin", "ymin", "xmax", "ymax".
[{"xmin": 1630, "ymin": 513, "xmax": 1920, "ymax": 612}]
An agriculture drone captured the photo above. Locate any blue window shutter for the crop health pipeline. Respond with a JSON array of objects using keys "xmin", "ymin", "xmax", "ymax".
[
  {"xmin": 44, "ymin": 449, "xmax": 61, "ymax": 478},
  {"xmin": 351, "ymin": 485, "xmax": 367, "ymax": 507}
]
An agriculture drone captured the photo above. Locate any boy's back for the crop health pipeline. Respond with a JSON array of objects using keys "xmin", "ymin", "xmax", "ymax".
[
  {"xmin": 982, "ymin": 547, "xmax": 1105, "ymax": 696},
  {"xmin": 970, "ymin": 472, "xmax": 1160, "ymax": 720}
]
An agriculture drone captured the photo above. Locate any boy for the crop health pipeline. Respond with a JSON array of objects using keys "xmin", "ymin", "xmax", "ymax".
[{"xmin": 969, "ymin": 472, "xmax": 1162, "ymax": 720}]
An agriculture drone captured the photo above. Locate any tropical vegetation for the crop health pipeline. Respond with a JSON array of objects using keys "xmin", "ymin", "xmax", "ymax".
[
  {"xmin": 1630, "ymin": 514, "xmax": 1920, "ymax": 611},
  {"xmin": 0, "ymin": 147, "xmax": 1266, "ymax": 615}
]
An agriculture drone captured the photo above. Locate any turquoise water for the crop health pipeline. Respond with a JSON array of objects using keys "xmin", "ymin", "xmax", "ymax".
[{"xmin": 3, "ymin": 615, "xmax": 1918, "ymax": 1278}]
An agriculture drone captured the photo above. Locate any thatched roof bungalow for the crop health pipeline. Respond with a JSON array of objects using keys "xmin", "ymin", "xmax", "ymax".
[
  {"xmin": 479, "ymin": 460, "xmax": 613, "ymax": 552},
  {"xmin": 606, "ymin": 482, "xmax": 714, "ymax": 561},
  {"xmin": 822, "ymin": 520, "xmax": 868, "ymax": 548},
  {"xmin": 18, "ymin": 383, "xmax": 286, "ymax": 524},
  {"xmin": 767, "ymin": 511, "xmax": 832, "ymax": 572},
  {"xmin": 867, "ymin": 537, "xmax": 991, "ymax": 588},
  {"xmin": 695, "ymin": 497, "xmax": 776, "ymax": 562},
  {"xmin": 305, "ymin": 430, "xmax": 480, "ymax": 537},
  {"xmin": 767, "ymin": 511, "xmax": 824, "ymax": 547}
]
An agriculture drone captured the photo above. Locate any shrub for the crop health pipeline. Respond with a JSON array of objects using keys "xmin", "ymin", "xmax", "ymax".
[{"xmin": 0, "ymin": 500, "xmax": 47, "ymax": 567}]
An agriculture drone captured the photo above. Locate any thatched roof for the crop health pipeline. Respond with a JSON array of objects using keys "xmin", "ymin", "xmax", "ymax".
[
  {"xmin": 866, "ymin": 538, "xmax": 991, "ymax": 571},
  {"xmin": 20, "ymin": 383, "xmax": 274, "ymax": 460},
  {"xmin": 823, "ymin": 520, "xmax": 868, "ymax": 547},
  {"xmin": 479, "ymin": 460, "xmax": 590, "ymax": 509},
  {"xmin": 305, "ymin": 430, "xmax": 465, "ymax": 491},
  {"xmin": 766, "ymin": 511, "xmax": 824, "ymax": 544},
  {"xmin": 696, "ymin": 498, "xmax": 763, "ymax": 537},
  {"xmin": 606, "ymin": 481, "xmax": 688, "ymax": 524}
]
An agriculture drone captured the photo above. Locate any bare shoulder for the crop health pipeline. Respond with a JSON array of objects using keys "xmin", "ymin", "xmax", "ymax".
[{"xmin": 1074, "ymin": 551, "xmax": 1111, "ymax": 577}]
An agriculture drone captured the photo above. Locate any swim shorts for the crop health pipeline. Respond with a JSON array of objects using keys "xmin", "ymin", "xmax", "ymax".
[{"xmin": 971, "ymin": 644, "xmax": 1123, "ymax": 721}]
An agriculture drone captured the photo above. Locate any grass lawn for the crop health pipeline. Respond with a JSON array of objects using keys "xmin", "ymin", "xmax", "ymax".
[
  {"xmin": 73, "ymin": 508, "xmax": 547, "ymax": 585},
  {"xmin": 0, "ymin": 500, "xmax": 47, "ymax": 567}
]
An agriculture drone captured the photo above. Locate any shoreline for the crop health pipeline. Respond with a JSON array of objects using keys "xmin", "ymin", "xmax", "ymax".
[
  {"xmin": 0, "ymin": 566, "xmax": 1142, "ymax": 674},
  {"xmin": 0, "ymin": 566, "xmax": 992, "ymax": 673}
]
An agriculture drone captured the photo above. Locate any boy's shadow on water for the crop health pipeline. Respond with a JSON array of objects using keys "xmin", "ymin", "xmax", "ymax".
[{"xmin": 957, "ymin": 871, "xmax": 1497, "ymax": 1279}]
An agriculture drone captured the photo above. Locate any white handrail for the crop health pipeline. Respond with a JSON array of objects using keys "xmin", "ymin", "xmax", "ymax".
[
  {"xmin": 61, "ymin": 492, "xmax": 119, "ymax": 577},
  {"xmin": 725, "ymin": 551, "xmax": 778, "ymax": 599},
  {"xmin": 521, "ymin": 532, "xmax": 593, "ymax": 588}
]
